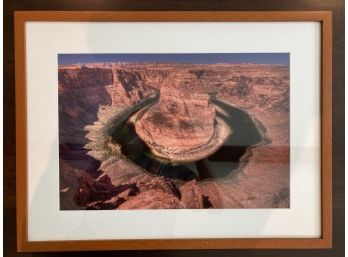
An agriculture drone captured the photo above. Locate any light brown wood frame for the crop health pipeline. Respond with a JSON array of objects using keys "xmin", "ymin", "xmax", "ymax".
[{"xmin": 15, "ymin": 11, "xmax": 332, "ymax": 252}]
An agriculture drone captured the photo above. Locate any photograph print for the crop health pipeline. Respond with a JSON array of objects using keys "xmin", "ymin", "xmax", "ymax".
[{"xmin": 58, "ymin": 53, "xmax": 290, "ymax": 210}]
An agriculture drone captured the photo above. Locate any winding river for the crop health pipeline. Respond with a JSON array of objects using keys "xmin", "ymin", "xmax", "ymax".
[{"xmin": 110, "ymin": 98, "xmax": 269, "ymax": 181}]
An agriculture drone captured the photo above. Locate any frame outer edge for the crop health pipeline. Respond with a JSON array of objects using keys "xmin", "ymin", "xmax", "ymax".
[
  {"xmin": 14, "ymin": 11, "xmax": 29, "ymax": 252},
  {"xmin": 14, "ymin": 11, "xmax": 333, "ymax": 251},
  {"xmin": 321, "ymin": 11, "xmax": 333, "ymax": 248}
]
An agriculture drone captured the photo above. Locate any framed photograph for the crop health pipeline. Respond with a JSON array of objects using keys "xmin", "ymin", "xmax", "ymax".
[{"xmin": 15, "ymin": 11, "xmax": 332, "ymax": 251}]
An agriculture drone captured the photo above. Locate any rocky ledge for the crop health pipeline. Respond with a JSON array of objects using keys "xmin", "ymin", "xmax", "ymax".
[{"xmin": 74, "ymin": 173, "xmax": 206, "ymax": 209}]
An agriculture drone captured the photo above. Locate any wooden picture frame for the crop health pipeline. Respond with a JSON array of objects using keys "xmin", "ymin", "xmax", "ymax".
[{"xmin": 15, "ymin": 11, "xmax": 332, "ymax": 252}]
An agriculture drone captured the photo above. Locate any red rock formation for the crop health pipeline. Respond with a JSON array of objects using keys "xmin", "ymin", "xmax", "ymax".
[
  {"xmin": 117, "ymin": 189, "xmax": 185, "ymax": 209},
  {"xmin": 179, "ymin": 180, "xmax": 203, "ymax": 208},
  {"xmin": 136, "ymin": 177, "xmax": 181, "ymax": 199},
  {"xmin": 74, "ymin": 174, "xmax": 139, "ymax": 206},
  {"xmin": 107, "ymin": 69, "xmax": 154, "ymax": 105},
  {"xmin": 74, "ymin": 173, "xmax": 205, "ymax": 210},
  {"xmin": 135, "ymin": 72, "xmax": 224, "ymax": 161}
]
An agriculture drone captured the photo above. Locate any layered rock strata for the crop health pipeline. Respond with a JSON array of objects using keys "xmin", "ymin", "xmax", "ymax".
[{"xmin": 135, "ymin": 72, "xmax": 230, "ymax": 162}]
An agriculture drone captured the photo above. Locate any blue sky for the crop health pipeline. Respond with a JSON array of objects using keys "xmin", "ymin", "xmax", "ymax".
[{"xmin": 58, "ymin": 53, "xmax": 289, "ymax": 66}]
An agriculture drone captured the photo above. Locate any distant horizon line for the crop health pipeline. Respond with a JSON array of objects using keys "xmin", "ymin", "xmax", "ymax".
[
  {"xmin": 59, "ymin": 61, "xmax": 290, "ymax": 66},
  {"xmin": 58, "ymin": 53, "xmax": 290, "ymax": 66}
]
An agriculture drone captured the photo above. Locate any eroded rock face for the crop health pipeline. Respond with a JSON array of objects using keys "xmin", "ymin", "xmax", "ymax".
[
  {"xmin": 136, "ymin": 177, "xmax": 181, "ymax": 199},
  {"xmin": 117, "ymin": 190, "xmax": 185, "ymax": 209},
  {"xmin": 75, "ymin": 174, "xmax": 204, "ymax": 210},
  {"xmin": 179, "ymin": 180, "xmax": 203, "ymax": 209},
  {"xmin": 74, "ymin": 174, "xmax": 138, "ymax": 207},
  {"xmin": 112, "ymin": 69, "xmax": 154, "ymax": 104},
  {"xmin": 135, "ymin": 72, "xmax": 216, "ymax": 159}
]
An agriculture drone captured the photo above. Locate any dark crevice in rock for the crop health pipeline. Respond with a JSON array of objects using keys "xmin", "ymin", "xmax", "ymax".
[{"xmin": 202, "ymin": 195, "xmax": 214, "ymax": 209}]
